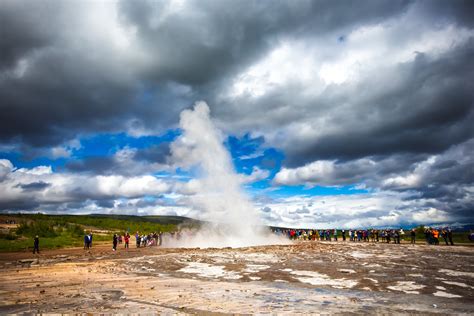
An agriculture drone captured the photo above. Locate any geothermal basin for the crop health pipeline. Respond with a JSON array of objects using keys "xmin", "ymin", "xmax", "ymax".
[{"xmin": 0, "ymin": 241, "xmax": 473, "ymax": 314}]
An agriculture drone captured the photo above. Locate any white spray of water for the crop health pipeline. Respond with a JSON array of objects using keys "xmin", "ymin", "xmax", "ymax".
[{"xmin": 166, "ymin": 101, "xmax": 289, "ymax": 248}]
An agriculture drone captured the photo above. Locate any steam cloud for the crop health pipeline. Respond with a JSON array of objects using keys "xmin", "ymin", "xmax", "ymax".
[{"xmin": 166, "ymin": 101, "xmax": 288, "ymax": 248}]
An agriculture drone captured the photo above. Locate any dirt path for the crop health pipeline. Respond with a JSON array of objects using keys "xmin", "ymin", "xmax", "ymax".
[{"xmin": 1, "ymin": 241, "xmax": 473, "ymax": 314}]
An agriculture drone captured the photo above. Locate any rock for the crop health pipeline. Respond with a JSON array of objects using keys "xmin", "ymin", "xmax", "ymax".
[{"xmin": 39, "ymin": 290, "xmax": 45, "ymax": 294}]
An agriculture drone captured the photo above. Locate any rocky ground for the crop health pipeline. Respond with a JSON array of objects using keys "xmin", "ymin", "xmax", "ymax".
[{"xmin": 0, "ymin": 241, "xmax": 473, "ymax": 314}]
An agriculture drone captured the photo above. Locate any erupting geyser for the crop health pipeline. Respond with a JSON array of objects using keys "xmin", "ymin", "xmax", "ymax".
[{"xmin": 166, "ymin": 101, "xmax": 288, "ymax": 248}]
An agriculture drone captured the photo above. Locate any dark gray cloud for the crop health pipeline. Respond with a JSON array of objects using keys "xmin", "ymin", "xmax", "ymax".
[
  {"xmin": 65, "ymin": 157, "xmax": 116, "ymax": 174},
  {"xmin": 0, "ymin": 0, "xmax": 471, "ymax": 152},
  {"xmin": 0, "ymin": 200, "xmax": 40, "ymax": 211},
  {"xmin": 17, "ymin": 181, "xmax": 51, "ymax": 191},
  {"xmin": 261, "ymin": 206, "xmax": 271, "ymax": 213},
  {"xmin": 95, "ymin": 199, "xmax": 115, "ymax": 209},
  {"xmin": 0, "ymin": 1, "xmax": 56, "ymax": 70},
  {"xmin": 224, "ymin": 40, "xmax": 474, "ymax": 167},
  {"xmin": 64, "ymin": 143, "xmax": 171, "ymax": 175},
  {"xmin": 275, "ymin": 139, "xmax": 474, "ymax": 223},
  {"xmin": 0, "ymin": 0, "xmax": 473, "ymax": 223},
  {"xmin": 133, "ymin": 143, "xmax": 171, "ymax": 164},
  {"xmin": 0, "ymin": 0, "xmax": 413, "ymax": 149},
  {"xmin": 118, "ymin": 0, "xmax": 411, "ymax": 85}
]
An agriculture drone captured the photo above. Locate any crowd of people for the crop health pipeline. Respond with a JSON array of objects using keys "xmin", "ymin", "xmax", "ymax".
[
  {"xmin": 134, "ymin": 231, "xmax": 163, "ymax": 248},
  {"xmin": 30, "ymin": 226, "xmax": 459, "ymax": 254},
  {"xmin": 105, "ymin": 227, "xmax": 457, "ymax": 250},
  {"xmin": 110, "ymin": 231, "xmax": 163, "ymax": 251},
  {"xmin": 273, "ymin": 227, "xmax": 456, "ymax": 245},
  {"xmin": 424, "ymin": 227, "xmax": 455, "ymax": 245}
]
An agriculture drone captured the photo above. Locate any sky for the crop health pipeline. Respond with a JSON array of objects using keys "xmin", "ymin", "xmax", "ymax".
[{"xmin": 0, "ymin": 0, "xmax": 473, "ymax": 228}]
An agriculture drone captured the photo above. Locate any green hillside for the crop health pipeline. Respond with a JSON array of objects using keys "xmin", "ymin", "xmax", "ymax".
[{"xmin": 0, "ymin": 213, "xmax": 196, "ymax": 252}]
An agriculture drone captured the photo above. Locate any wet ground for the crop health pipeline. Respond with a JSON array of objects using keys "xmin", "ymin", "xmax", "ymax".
[{"xmin": 0, "ymin": 241, "xmax": 473, "ymax": 314}]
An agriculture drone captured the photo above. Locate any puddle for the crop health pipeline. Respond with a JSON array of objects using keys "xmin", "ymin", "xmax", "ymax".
[
  {"xmin": 178, "ymin": 262, "xmax": 242, "ymax": 279},
  {"xmin": 290, "ymin": 270, "xmax": 357, "ymax": 289},
  {"xmin": 439, "ymin": 269, "xmax": 474, "ymax": 278},
  {"xmin": 207, "ymin": 252, "xmax": 280, "ymax": 264},
  {"xmin": 364, "ymin": 278, "xmax": 378, "ymax": 284},
  {"xmin": 366, "ymin": 264, "xmax": 381, "ymax": 268},
  {"xmin": 442, "ymin": 281, "xmax": 474, "ymax": 289},
  {"xmin": 350, "ymin": 252, "xmax": 373, "ymax": 259},
  {"xmin": 433, "ymin": 291, "xmax": 462, "ymax": 298},
  {"xmin": 408, "ymin": 274, "xmax": 424, "ymax": 278},
  {"xmin": 338, "ymin": 269, "xmax": 356, "ymax": 274},
  {"xmin": 387, "ymin": 281, "xmax": 425, "ymax": 294},
  {"xmin": 243, "ymin": 264, "xmax": 270, "ymax": 273}
]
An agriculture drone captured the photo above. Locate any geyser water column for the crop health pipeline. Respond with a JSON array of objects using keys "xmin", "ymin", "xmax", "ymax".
[{"xmin": 167, "ymin": 101, "xmax": 287, "ymax": 248}]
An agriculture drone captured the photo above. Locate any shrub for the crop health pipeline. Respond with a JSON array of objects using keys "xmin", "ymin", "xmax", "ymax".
[
  {"xmin": 68, "ymin": 223, "xmax": 85, "ymax": 237},
  {"xmin": 0, "ymin": 232, "xmax": 17, "ymax": 240},
  {"xmin": 16, "ymin": 220, "xmax": 58, "ymax": 238}
]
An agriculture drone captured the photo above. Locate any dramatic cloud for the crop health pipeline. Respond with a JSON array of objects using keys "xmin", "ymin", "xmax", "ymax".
[
  {"xmin": 0, "ymin": 159, "xmax": 171, "ymax": 211},
  {"xmin": 256, "ymin": 191, "xmax": 455, "ymax": 229},
  {"xmin": 274, "ymin": 139, "xmax": 474, "ymax": 223},
  {"xmin": 65, "ymin": 146, "xmax": 170, "ymax": 176},
  {"xmin": 0, "ymin": 0, "xmax": 472, "ymax": 227}
]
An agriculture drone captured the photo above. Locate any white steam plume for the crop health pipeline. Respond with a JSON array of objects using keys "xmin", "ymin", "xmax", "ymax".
[{"xmin": 166, "ymin": 101, "xmax": 288, "ymax": 248}]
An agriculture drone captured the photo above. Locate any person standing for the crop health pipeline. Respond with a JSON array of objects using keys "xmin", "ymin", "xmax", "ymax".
[
  {"xmin": 441, "ymin": 229, "xmax": 449, "ymax": 245},
  {"xmin": 113, "ymin": 234, "xmax": 118, "ymax": 251},
  {"xmin": 124, "ymin": 233, "xmax": 130, "ymax": 249},
  {"xmin": 410, "ymin": 229, "xmax": 416, "ymax": 244},
  {"xmin": 425, "ymin": 228, "xmax": 431, "ymax": 244},
  {"xmin": 448, "ymin": 228, "xmax": 454, "ymax": 245},
  {"xmin": 432, "ymin": 228, "xmax": 439, "ymax": 245},
  {"xmin": 33, "ymin": 235, "xmax": 40, "ymax": 254},
  {"xmin": 136, "ymin": 231, "xmax": 141, "ymax": 247},
  {"xmin": 84, "ymin": 233, "xmax": 90, "ymax": 250},
  {"xmin": 395, "ymin": 230, "xmax": 401, "ymax": 244},
  {"xmin": 342, "ymin": 230, "xmax": 346, "ymax": 241}
]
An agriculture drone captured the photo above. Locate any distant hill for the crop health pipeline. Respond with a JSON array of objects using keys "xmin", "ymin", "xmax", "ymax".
[
  {"xmin": 87, "ymin": 213, "xmax": 201, "ymax": 226},
  {"xmin": 0, "ymin": 213, "xmax": 202, "ymax": 252}
]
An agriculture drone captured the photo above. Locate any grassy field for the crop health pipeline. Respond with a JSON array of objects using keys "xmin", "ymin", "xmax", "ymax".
[
  {"xmin": 0, "ymin": 213, "xmax": 195, "ymax": 252},
  {"xmin": 1, "ymin": 214, "xmax": 471, "ymax": 252}
]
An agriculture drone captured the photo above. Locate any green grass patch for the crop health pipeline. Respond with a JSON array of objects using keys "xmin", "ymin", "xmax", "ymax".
[
  {"xmin": 0, "ymin": 213, "xmax": 186, "ymax": 252},
  {"xmin": 0, "ymin": 231, "xmax": 115, "ymax": 252}
]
